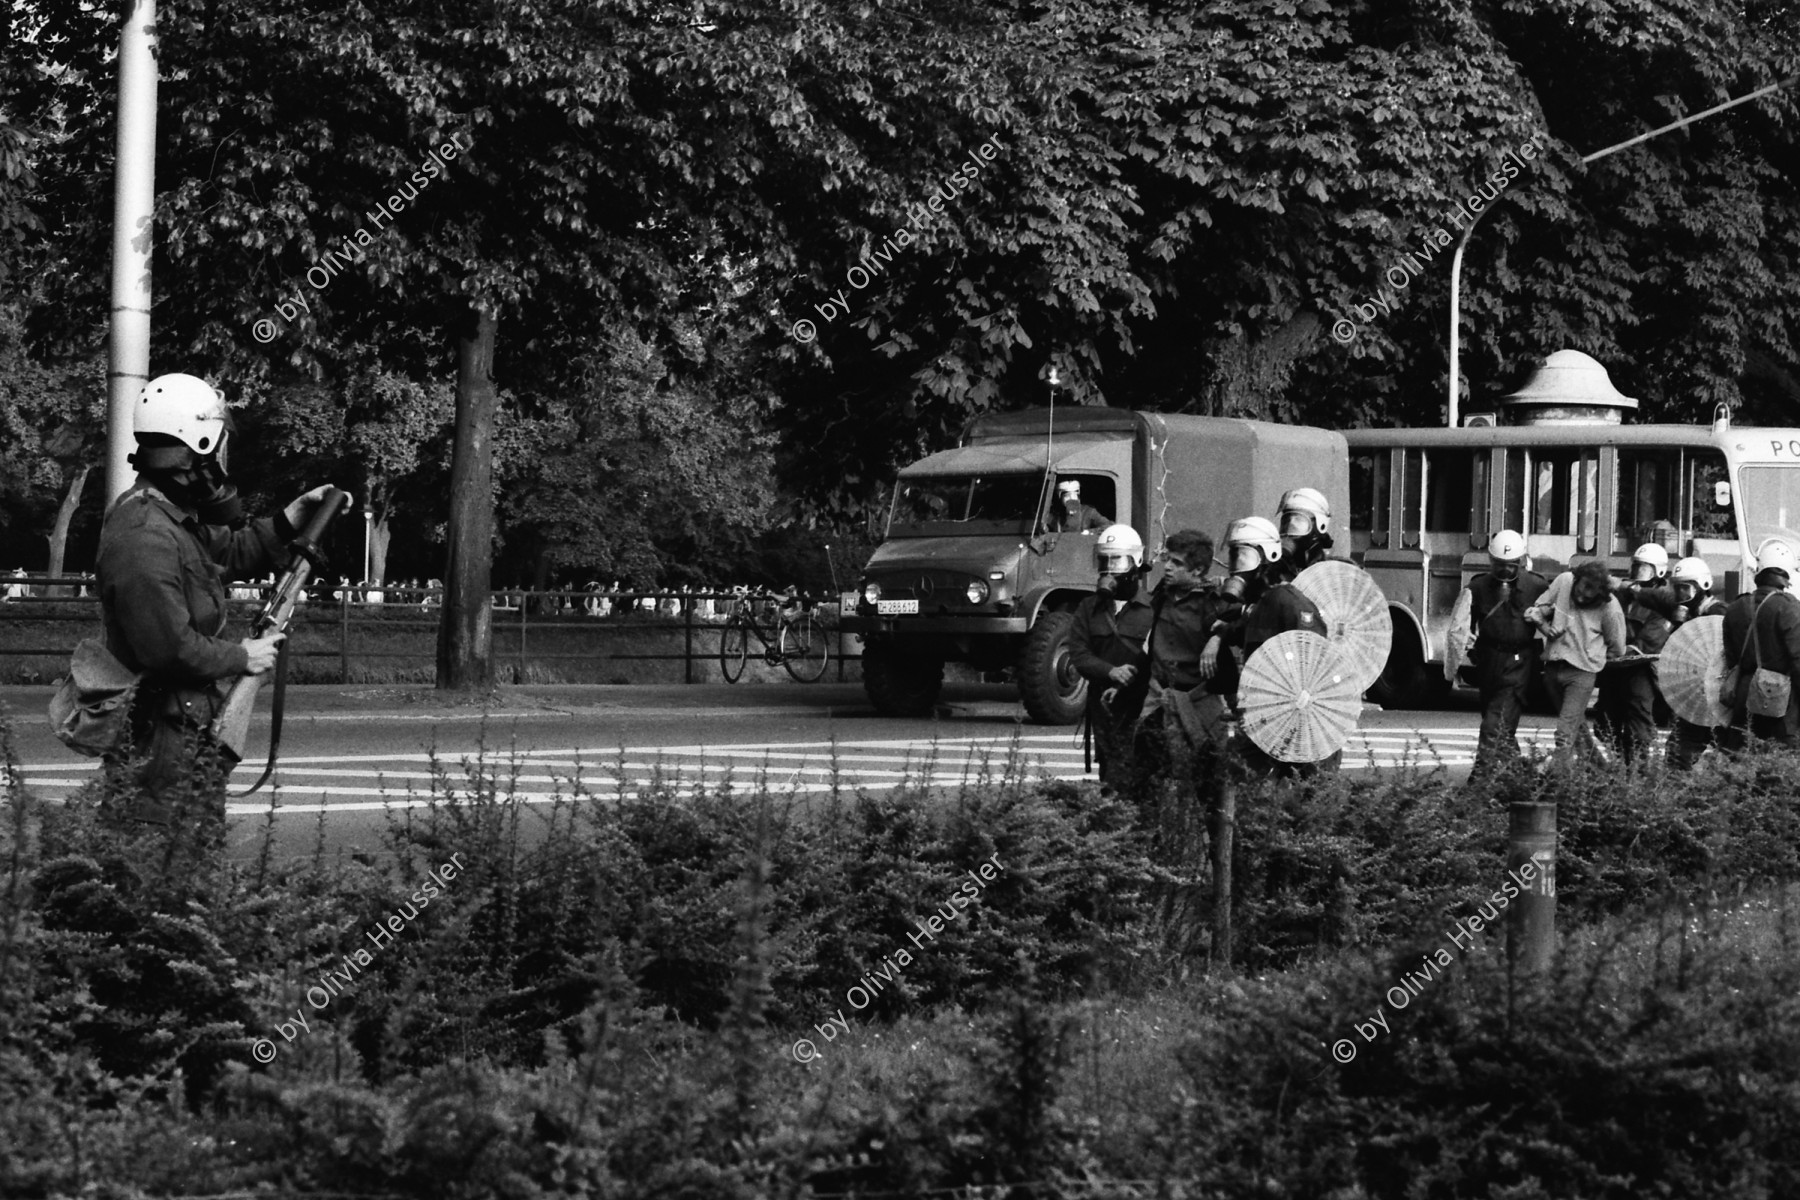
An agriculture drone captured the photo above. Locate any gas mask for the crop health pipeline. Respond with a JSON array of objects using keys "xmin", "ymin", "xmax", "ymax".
[
  {"xmin": 1490, "ymin": 560, "xmax": 1520, "ymax": 583},
  {"xmin": 130, "ymin": 436, "xmax": 245, "ymax": 527},
  {"xmin": 186, "ymin": 455, "xmax": 245, "ymax": 527},
  {"xmin": 1097, "ymin": 562, "xmax": 1145, "ymax": 602}
]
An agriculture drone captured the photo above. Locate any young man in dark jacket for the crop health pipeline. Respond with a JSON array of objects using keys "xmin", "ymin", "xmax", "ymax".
[{"xmin": 97, "ymin": 372, "xmax": 348, "ymax": 832}]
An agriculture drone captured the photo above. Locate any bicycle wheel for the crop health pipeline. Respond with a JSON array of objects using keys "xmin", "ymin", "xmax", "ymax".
[
  {"xmin": 720, "ymin": 618, "xmax": 750, "ymax": 683},
  {"xmin": 780, "ymin": 611, "xmax": 830, "ymax": 682}
]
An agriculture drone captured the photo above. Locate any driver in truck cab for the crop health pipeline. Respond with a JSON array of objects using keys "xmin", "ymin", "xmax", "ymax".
[{"xmin": 1049, "ymin": 479, "xmax": 1110, "ymax": 533}]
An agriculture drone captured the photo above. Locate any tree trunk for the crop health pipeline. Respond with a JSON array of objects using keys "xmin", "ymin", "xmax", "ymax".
[
  {"xmin": 46, "ymin": 463, "xmax": 92, "ymax": 596},
  {"xmin": 436, "ymin": 304, "xmax": 499, "ymax": 690},
  {"xmin": 369, "ymin": 510, "xmax": 393, "ymax": 587}
]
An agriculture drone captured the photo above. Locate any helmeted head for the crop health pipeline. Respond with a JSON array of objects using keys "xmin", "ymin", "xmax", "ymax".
[
  {"xmin": 1058, "ymin": 480, "xmax": 1081, "ymax": 503},
  {"xmin": 1093, "ymin": 524, "xmax": 1146, "ymax": 600},
  {"xmin": 1094, "ymin": 523, "xmax": 1144, "ymax": 576},
  {"xmin": 1488, "ymin": 529, "xmax": 1527, "ymax": 582},
  {"xmin": 1225, "ymin": 515, "xmax": 1282, "ymax": 574},
  {"xmin": 133, "ymin": 373, "xmax": 229, "ymax": 465},
  {"xmin": 127, "ymin": 372, "xmax": 243, "ymax": 524},
  {"xmin": 1671, "ymin": 556, "xmax": 1713, "ymax": 605},
  {"xmin": 1277, "ymin": 486, "xmax": 1333, "ymax": 561},
  {"xmin": 1277, "ymin": 487, "xmax": 1331, "ymax": 539},
  {"xmin": 1756, "ymin": 538, "xmax": 1800, "ymax": 589},
  {"xmin": 1629, "ymin": 543, "xmax": 1670, "ymax": 584}
]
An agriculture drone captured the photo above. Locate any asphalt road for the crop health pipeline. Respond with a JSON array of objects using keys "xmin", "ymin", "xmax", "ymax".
[{"xmin": 2, "ymin": 682, "xmax": 1548, "ymax": 861}]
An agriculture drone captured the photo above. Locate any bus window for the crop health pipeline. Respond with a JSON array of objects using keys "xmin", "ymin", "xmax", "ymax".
[
  {"xmin": 1615, "ymin": 449, "xmax": 1680, "ymax": 554},
  {"xmin": 1526, "ymin": 448, "xmax": 1599, "ymax": 550},
  {"xmin": 1688, "ymin": 452, "xmax": 1734, "ymax": 539},
  {"xmin": 1737, "ymin": 464, "xmax": 1800, "ymax": 551},
  {"xmin": 1425, "ymin": 450, "xmax": 1482, "ymax": 536},
  {"xmin": 1503, "ymin": 449, "xmax": 1527, "ymax": 533},
  {"xmin": 1352, "ymin": 451, "xmax": 1390, "ymax": 548},
  {"xmin": 1400, "ymin": 449, "xmax": 1422, "ymax": 547}
]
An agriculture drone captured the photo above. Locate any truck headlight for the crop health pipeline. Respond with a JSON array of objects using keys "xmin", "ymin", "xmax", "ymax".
[
  {"xmin": 966, "ymin": 580, "xmax": 990, "ymax": 604},
  {"xmin": 862, "ymin": 581, "xmax": 882, "ymax": 605}
]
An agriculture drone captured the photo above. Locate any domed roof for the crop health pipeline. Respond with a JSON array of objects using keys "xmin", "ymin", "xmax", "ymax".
[{"xmin": 1499, "ymin": 350, "xmax": 1639, "ymax": 424}]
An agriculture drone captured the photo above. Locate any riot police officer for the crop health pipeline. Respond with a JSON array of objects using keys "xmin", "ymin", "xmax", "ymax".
[
  {"xmin": 1068, "ymin": 524, "xmax": 1155, "ymax": 789},
  {"xmin": 1597, "ymin": 544, "xmax": 1676, "ymax": 765},
  {"xmin": 1458, "ymin": 529, "xmax": 1548, "ymax": 779},
  {"xmin": 96, "ymin": 373, "xmax": 348, "ymax": 833},
  {"xmin": 1664, "ymin": 556, "xmax": 1731, "ymax": 770},
  {"xmin": 1214, "ymin": 515, "xmax": 1336, "ymax": 776}
]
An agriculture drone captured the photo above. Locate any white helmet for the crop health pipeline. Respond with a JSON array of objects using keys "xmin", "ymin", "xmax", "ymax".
[
  {"xmin": 1057, "ymin": 479, "xmax": 1081, "ymax": 499},
  {"xmin": 136, "ymin": 373, "xmax": 228, "ymax": 456},
  {"xmin": 1093, "ymin": 524, "xmax": 1144, "ymax": 574},
  {"xmin": 1670, "ymin": 556, "xmax": 1713, "ymax": 594},
  {"xmin": 1629, "ymin": 543, "xmax": 1670, "ymax": 583},
  {"xmin": 1756, "ymin": 538, "xmax": 1800, "ymax": 578},
  {"xmin": 1488, "ymin": 529, "xmax": 1526, "ymax": 563},
  {"xmin": 1277, "ymin": 487, "xmax": 1332, "ymax": 538},
  {"xmin": 1226, "ymin": 515, "xmax": 1283, "ymax": 573}
]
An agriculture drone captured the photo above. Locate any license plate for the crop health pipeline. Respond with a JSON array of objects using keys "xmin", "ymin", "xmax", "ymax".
[{"xmin": 877, "ymin": 598, "xmax": 919, "ymax": 615}]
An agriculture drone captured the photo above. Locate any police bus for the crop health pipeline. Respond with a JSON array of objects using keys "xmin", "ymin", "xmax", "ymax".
[{"xmin": 1344, "ymin": 350, "xmax": 1800, "ymax": 707}]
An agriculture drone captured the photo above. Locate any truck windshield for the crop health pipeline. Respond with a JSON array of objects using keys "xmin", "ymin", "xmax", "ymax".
[
  {"xmin": 1738, "ymin": 465, "xmax": 1800, "ymax": 551},
  {"xmin": 888, "ymin": 474, "xmax": 1044, "ymax": 537}
]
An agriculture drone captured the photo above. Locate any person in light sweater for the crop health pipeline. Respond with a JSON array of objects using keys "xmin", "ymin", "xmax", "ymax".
[{"xmin": 1525, "ymin": 559, "xmax": 1627, "ymax": 766}]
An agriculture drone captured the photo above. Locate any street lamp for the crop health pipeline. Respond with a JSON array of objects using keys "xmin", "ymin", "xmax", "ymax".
[{"xmin": 1447, "ymin": 74, "xmax": 1798, "ymax": 426}]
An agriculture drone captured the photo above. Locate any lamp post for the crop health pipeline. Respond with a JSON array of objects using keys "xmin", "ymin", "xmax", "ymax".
[
  {"xmin": 1447, "ymin": 74, "xmax": 1798, "ymax": 427},
  {"xmin": 363, "ymin": 510, "xmax": 374, "ymax": 587}
]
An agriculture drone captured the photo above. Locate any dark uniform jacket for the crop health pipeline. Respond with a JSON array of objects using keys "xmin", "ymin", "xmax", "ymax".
[
  {"xmin": 1236, "ymin": 581, "xmax": 1328, "ymax": 661},
  {"xmin": 1723, "ymin": 585, "xmax": 1800, "ymax": 733},
  {"xmin": 1617, "ymin": 582, "xmax": 1676, "ymax": 653},
  {"xmin": 1149, "ymin": 583, "xmax": 1240, "ymax": 697},
  {"xmin": 96, "ymin": 483, "xmax": 293, "ymax": 720},
  {"xmin": 1467, "ymin": 569, "xmax": 1548, "ymax": 689},
  {"xmin": 1070, "ymin": 593, "xmax": 1155, "ymax": 725}
]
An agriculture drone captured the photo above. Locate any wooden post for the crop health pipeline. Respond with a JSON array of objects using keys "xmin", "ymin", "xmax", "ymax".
[
  {"xmin": 518, "ymin": 593, "xmax": 527, "ymax": 682},
  {"xmin": 1507, "ymin": 800, "xmax": 1556, "ymax": 972},
  {"xmin": 1210, "ymin": 719, "xmax": 1239, "ymax": 967},
  {"xmin": 338, "ymin": 589, "xmax": 350, "ymax": 683}
]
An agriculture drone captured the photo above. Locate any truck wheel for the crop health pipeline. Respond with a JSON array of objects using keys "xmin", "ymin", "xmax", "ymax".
[
  {"xmin": 863, "ymin": 643, "xmax": 944, "ymax": 716},
  {"xmin": 1018, "ymin": 610, "xmax": 1088, "ymax": 725}
]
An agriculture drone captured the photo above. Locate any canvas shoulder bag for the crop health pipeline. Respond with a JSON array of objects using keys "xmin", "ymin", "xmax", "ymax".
[
  {"xmin": 47, "ymin": 638, "xmax": 145, "ymax": 757},
  {"xmin": 1746, "ymin": 596, "xmax": 1794, "ymax": 719}
]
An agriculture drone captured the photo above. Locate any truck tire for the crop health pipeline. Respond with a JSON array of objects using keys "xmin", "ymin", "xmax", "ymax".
[
  {"xmin": 863, "ymin": 642, "xmax": 944, "ymax": 716},
  {"xmin": 1018, "ymin": 610, "xmax": 1088, "ymax": 725}
]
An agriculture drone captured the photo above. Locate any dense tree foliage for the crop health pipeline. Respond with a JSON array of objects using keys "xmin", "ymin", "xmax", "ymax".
[{"xmin": 2, "ymin": 0, "xmax": 1797, "ymax": 601}]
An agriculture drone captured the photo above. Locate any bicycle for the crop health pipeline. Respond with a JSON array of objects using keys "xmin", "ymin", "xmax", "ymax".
[{"xmin": 719, "ymin": 587, "xmax": 831, "ymax": 683}]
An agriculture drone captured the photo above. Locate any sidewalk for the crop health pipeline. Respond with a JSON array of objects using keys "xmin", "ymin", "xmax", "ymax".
[{"xmin": 0, "ymin": 681, "xmax": 1025, "ymax": 724}]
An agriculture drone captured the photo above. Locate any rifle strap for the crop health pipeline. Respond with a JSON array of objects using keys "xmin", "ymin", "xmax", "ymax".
[{"xmin": 231, "ymin": 636, "xmax": 289, "ymax": 798}]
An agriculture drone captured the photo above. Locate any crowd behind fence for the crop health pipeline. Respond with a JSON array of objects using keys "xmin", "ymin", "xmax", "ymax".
[{"xmin": 0, "ymin": 573, "xmax": 860, "ymax": 685}]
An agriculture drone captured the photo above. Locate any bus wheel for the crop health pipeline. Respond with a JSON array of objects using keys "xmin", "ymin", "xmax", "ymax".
[
  {"xmin": 1018, "ymin": 610, "xmax": 1088, "ymax": 725},
  {"xmin": 1368, "ymin": 627, "xmax": 1441, "ymax": 711}
]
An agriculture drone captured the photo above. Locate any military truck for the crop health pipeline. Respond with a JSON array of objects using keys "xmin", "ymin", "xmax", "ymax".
[{"xmin": 841, "ymin": 408, "xmax": 1350, "ymax": 722}]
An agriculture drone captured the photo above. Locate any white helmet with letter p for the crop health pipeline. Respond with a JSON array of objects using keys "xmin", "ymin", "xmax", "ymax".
[{"xmin": 1093, "ymin": 524, "xmax": 1144, "ymax": 575}]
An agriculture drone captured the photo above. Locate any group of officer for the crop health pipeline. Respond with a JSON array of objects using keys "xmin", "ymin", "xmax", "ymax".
[
  {"xmin": 1460, "ymin": 529, "xmax": 1800, "ymax": 776},
  {"xmin": 1067, "ymin": 487, "xmax": 1338, "ymax": 801}
]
